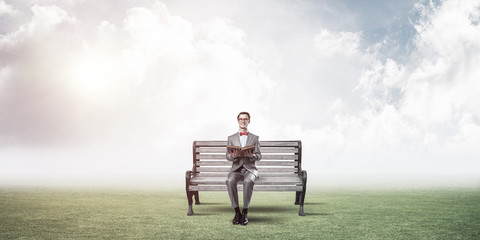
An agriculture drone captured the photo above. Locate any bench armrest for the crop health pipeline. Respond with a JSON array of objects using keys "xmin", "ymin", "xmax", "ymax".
[
  {"xmin": 298, "ymin": 170, "xmax": 307, "ymax": 182},
  {"xmin": 186, "ymin": 170, "xmax": 193, "ymax": 178}
]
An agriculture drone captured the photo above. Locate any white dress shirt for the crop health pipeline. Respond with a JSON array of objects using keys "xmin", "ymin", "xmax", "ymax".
[{"xmin": 239, "ymin": 131, "xmax": 248, "ymax": 147}]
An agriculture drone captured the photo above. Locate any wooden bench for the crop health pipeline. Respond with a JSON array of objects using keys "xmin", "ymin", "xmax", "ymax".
[{"xmin": 185, "ymin": 140, "xmax": 307, "ymax": 216}]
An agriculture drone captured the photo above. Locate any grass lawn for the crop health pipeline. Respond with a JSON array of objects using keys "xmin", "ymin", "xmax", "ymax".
[{"xmin": 1, "ymin": 187, "xmax": 479, "ymax": 239}]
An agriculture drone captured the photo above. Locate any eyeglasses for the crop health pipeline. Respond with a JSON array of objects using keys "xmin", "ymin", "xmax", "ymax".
[{"xmin": 238, "ymin": 118, "xmax": 249, "ymax": 121}]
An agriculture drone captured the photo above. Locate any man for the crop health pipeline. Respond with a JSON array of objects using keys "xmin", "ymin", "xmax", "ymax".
[{"xmin": 226, "ymin": 112, "xmax": 262, "ymax": 226}]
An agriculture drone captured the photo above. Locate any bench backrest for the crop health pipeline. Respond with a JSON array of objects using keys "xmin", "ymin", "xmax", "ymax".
[{"xmin": 192, "ymin": 140, "xmax": 302, "ymax": 177}]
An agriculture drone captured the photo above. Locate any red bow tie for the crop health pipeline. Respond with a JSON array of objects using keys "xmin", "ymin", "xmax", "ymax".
[{"xmin": 240, "ymin": 132, "xmax": 248, "ymax": 136}]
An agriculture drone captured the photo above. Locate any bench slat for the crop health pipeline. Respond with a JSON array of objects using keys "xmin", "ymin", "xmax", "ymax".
[
  {"xmin": 194, "ymin": 173, "xmax": 299, "ymax": 177},
  {"xmin": 191, "ymin": 177, "xmax": 302, "ymax": 185},
  {"xmin": 196, "ymin": 161, "xmax": 297, "ymax": 167},
  {"xmin": 195, "ymin": 141, "xmax": 299, "ymax": 147},
  {"xmin": 197, "ymin": 154, "xmax": 298, "ymax": 160},
  {"xmin": 260, "ymin": 141, "xmax": 299, "ymax": 147},
  {"xmin": 196, "ymin": 167, "xmax": 297, "ymax": 172},
  {"xmin": 192, "ymin": 176, "xmax": 302, "ymax": 181},
  {"xmin": 189, "ymin": 185, "xmax": 303, "ymax": 191},
  {"xmin": 194, "ymin": 141, "xmax": 226, "ymax": 147},
  {"xmin": 196, "ymin": 147, "xmax": 298, "ymax": 153}
]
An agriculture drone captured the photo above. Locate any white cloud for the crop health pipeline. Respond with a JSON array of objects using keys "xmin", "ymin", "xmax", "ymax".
[
  {"xmin": 0, "ymin": 0, "xmax": 15, "ymax": 16},
  {"xmin": 314, "ymin": 29, "xmax": 362, "ymax": 56},
  {"xmin": 0, "ymin": 0, "xmax": 280, "ymax": 176},
  {"xmin": 302, "ymin": 0, "xmax": 480, "ymax": 174},
  {"xmin": 356, "ymin": 59, "xmax": 406, "ymax": 110},
  {"xmin": 402, "ymin": 0, "xmax": 480, "ymax": 126},
  {"xmin": 413, "ymin": 0, "xmax": 480, "ymax": 59},
  {"xmin": 123, "ymin": 1, "xmax": 195, "ymax": 62}
]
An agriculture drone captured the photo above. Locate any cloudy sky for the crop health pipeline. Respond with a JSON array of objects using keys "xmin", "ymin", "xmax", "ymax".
[{"xmin": 1, "ymin": 0, "xmax": 479, "ymax": 186}]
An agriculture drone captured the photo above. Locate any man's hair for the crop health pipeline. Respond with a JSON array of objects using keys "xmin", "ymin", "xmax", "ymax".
[{"xmin": 237, "ymin": 111, "xmax": 250, "ymax": 120}]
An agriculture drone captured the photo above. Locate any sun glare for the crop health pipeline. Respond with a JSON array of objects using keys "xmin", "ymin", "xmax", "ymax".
[{"xmin": 68, "ymin": 56, "xmax": 120, "ymax": 104}]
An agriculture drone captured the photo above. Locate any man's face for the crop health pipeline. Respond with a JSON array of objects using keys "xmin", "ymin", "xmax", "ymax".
[{"xmin": 237, "ymin": 114, "xmax": 250, "ymax": 130}]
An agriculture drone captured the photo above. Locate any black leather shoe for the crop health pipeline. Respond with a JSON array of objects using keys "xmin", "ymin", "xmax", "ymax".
[
  {"xmin": 241, "ymin": 209, "xmax": 248, "ymax": 225},
  {"xmin": 232, "ymin": 211, "xmax": 242, "ymax": 225}
]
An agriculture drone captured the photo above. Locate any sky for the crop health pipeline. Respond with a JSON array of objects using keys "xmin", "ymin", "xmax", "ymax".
[{"xmin": 1, "ymin": 0, "xmax": 479, "ymax": 187}]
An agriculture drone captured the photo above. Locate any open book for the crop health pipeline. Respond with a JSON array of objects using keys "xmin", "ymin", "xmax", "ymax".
[{"xmin": 227, "ymin": 145, "xmax": 255, "ymax": 154}]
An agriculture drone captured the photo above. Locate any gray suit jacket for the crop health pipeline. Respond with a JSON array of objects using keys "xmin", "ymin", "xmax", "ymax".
[{"xmin": 226, "ymin": 132, "xmax": 262, "ymax": 177}]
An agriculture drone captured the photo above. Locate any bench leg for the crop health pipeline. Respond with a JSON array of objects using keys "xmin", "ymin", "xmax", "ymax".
[
  {"xmin": 294, "ymin": 191, "xmax": 301, "ymax": 205},
  {"xmin": 185, "ymin": 171, "xmax": 194, "ymax": 216},
  {"xmin": 298, "ymin": 170, "xmax": 307, "ymax": 216},
  {"xmin": 194, "ymin": 191, "xmax": 200, "ymax": 205},
  {"xmin": 187, "ymin": 191, "xmax": 194, "ymax": 216}
]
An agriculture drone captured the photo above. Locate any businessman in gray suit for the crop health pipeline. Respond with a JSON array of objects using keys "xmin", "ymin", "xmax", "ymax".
[{"xmin": 226, "ymin": 112, "xmax": 262, "ymax": 225}]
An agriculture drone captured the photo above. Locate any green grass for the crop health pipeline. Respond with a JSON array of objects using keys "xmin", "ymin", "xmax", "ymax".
[{"xmin": 1, "ymin": 187, "xmax": 479, "ymax": 239}]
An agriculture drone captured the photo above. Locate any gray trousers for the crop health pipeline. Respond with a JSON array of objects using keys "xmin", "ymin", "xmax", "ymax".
[{"xmin": 226, "ymin": 167, "xmax": 256, "ymax": 209}]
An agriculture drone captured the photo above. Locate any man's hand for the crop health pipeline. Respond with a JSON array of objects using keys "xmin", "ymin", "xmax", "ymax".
[
  {"xmin": 243, "ymin": 149, "xmax": 255, "ymax": 158},
  {"xmin": 231, "ymin": 149, "xmax": 240, "ymax": 159}
]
